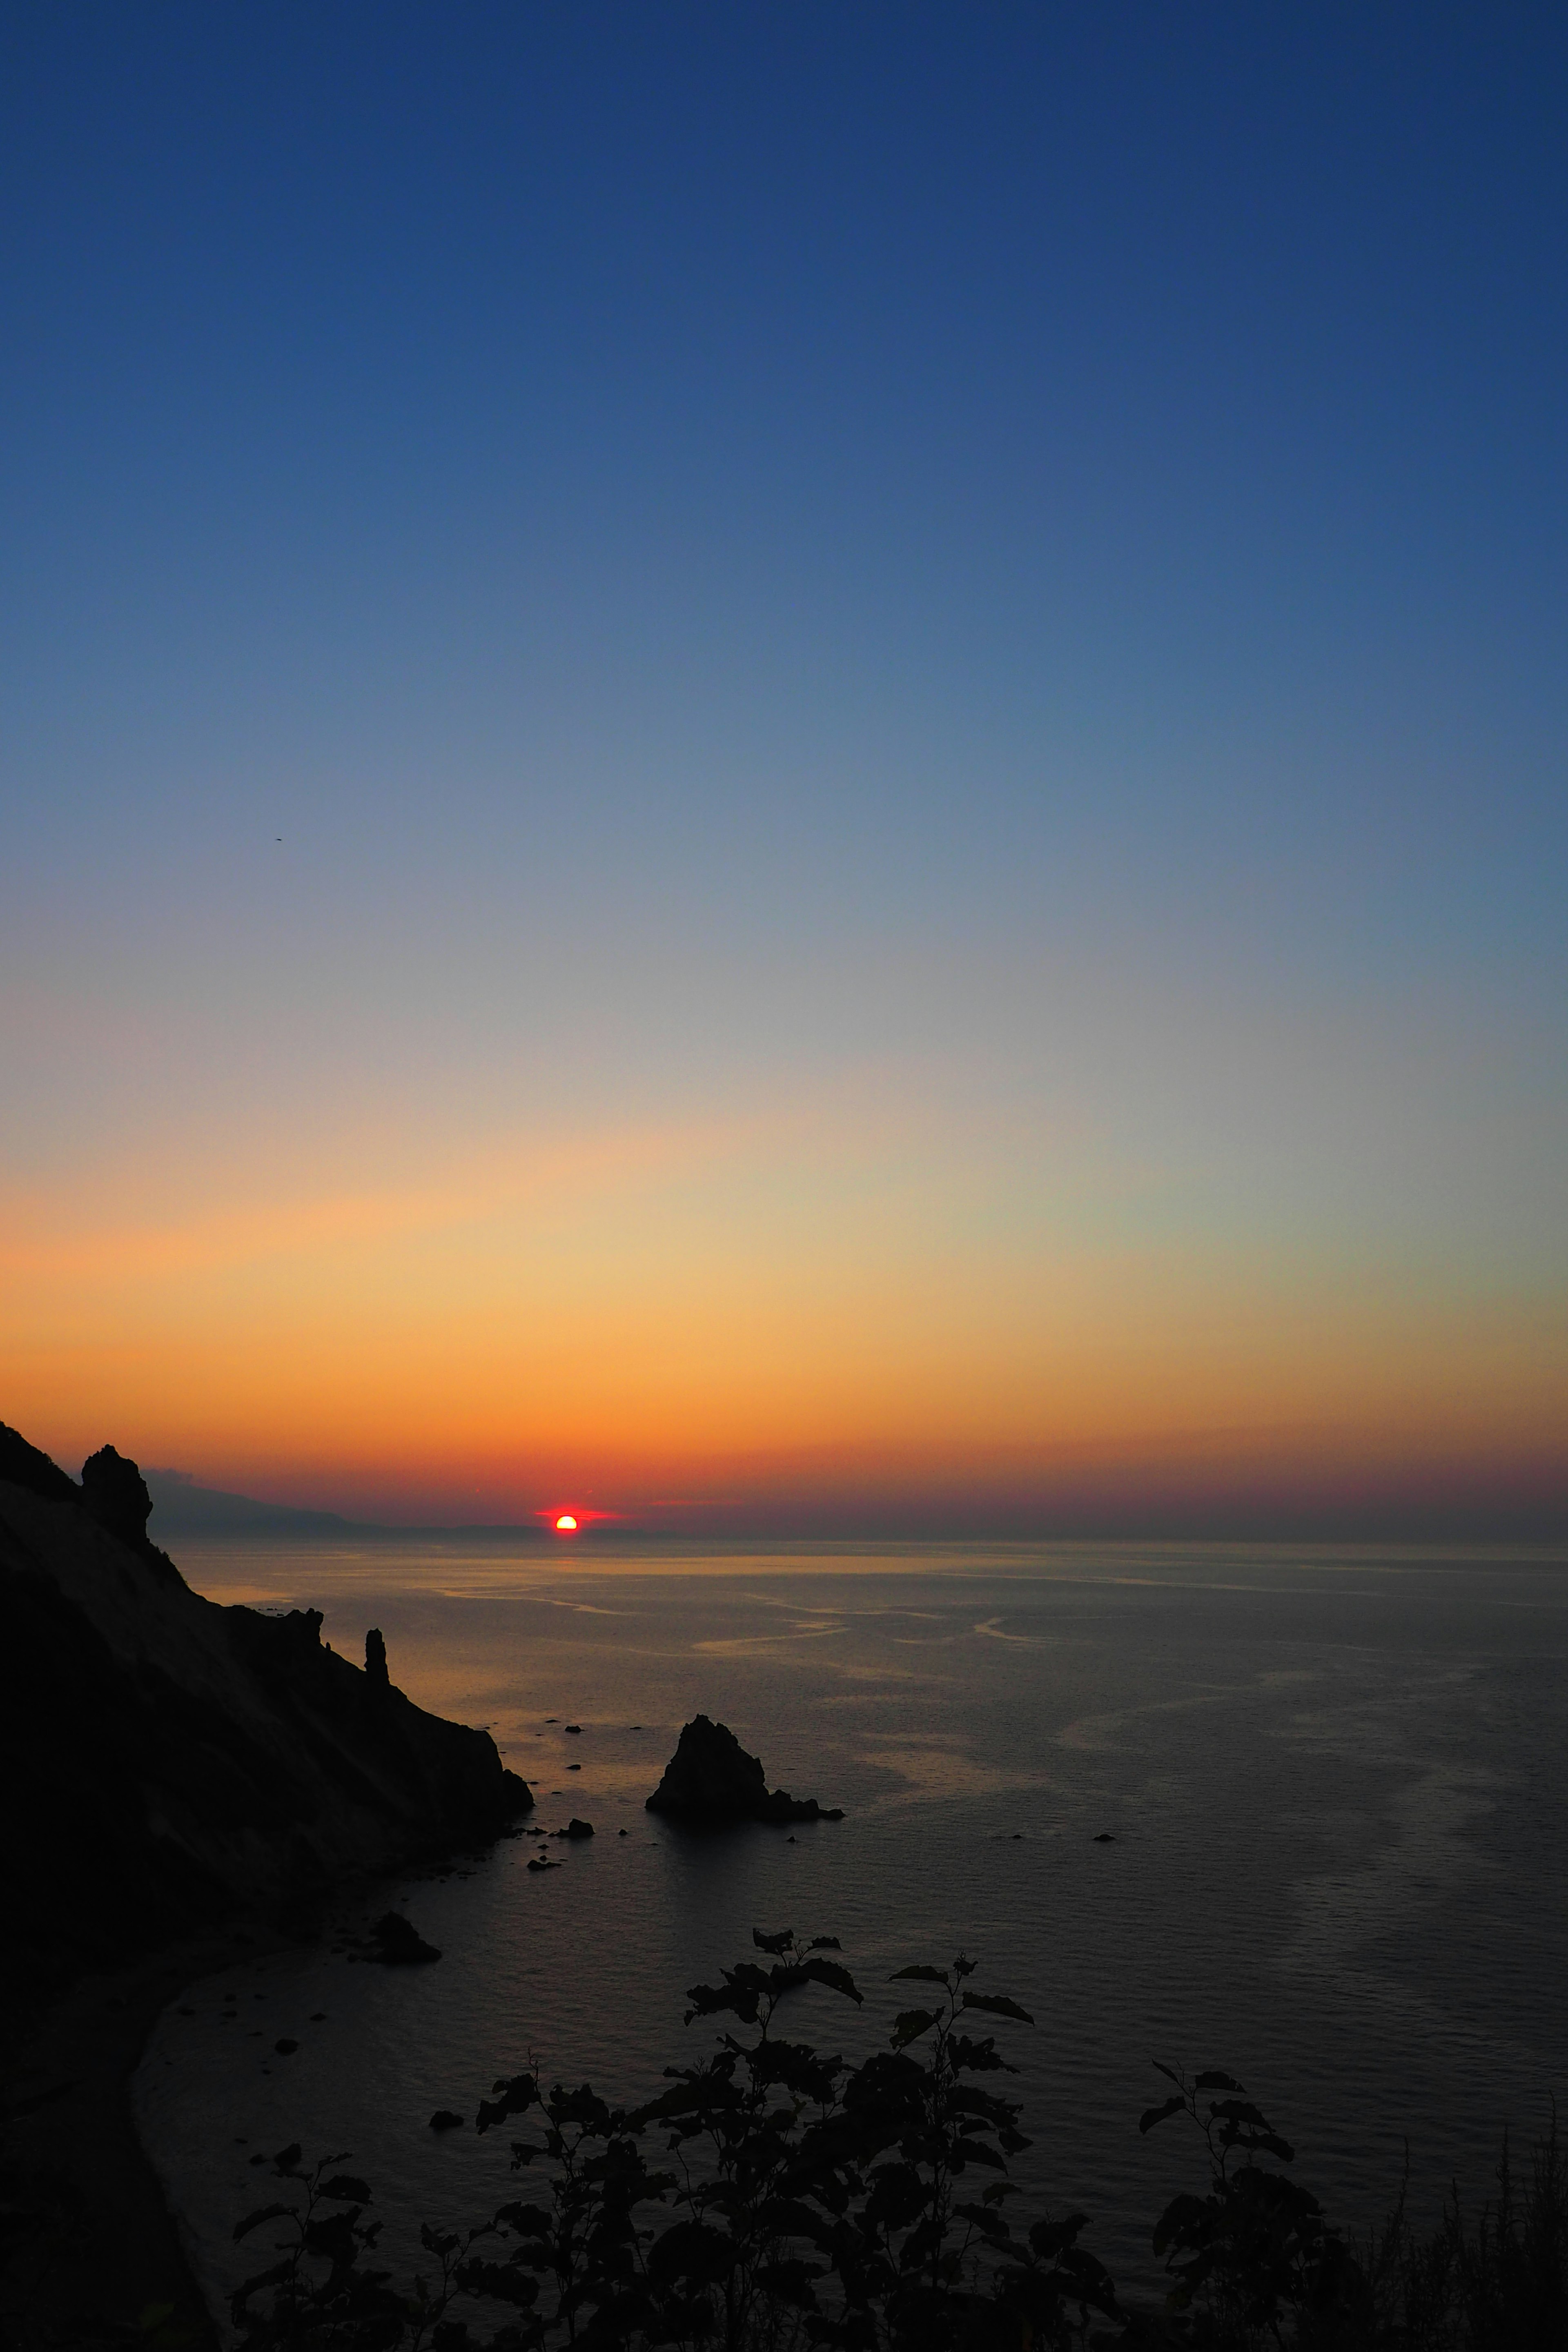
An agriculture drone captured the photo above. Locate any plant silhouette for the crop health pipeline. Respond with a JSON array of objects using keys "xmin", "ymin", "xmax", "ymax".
[{"xmin": 229, "ymin": 1934, "xmax": 1568, "ymax": 2351}]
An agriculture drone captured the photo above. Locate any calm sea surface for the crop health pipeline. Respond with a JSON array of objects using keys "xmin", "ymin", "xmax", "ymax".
[{"xmin": 134, "ymin": 1536, "xmax": 1568, "ymax": 2325}]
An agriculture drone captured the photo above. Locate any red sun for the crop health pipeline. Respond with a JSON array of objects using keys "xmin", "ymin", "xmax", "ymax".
[{"xmin": 554, "ymin": 1513, "xmax": 579, "ymax": 1532}]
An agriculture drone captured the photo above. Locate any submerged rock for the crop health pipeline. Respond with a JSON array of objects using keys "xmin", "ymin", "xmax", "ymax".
[{"xmin": 645, "ymin": 1715, "xmax": 844, "ymax": 1825}]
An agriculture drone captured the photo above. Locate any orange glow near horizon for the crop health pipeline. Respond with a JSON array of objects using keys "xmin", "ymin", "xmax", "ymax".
[{"xmin": 4, "ymin": 1047, "xmax": 1566, "ymax": 1536}]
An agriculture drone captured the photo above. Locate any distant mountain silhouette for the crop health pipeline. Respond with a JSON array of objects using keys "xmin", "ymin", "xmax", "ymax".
[
  {"xmin": 142, "ymin": 1467, "xmax": 557, "ymax": 1540},
  {"xmin": 144, "ymin": 1466, "xmax": 371, "ymax": 1535}
]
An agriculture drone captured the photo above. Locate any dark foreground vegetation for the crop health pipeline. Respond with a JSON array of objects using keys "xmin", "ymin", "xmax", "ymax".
[{"xmin": 233, "ymin": 1933, "xmax": 1566, "ymax": 2352}]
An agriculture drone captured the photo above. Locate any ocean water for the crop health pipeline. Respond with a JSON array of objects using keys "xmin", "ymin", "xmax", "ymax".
[{"xmin": 134, "ymin": 1537, "xmax": 1568, "ymax": 2328}]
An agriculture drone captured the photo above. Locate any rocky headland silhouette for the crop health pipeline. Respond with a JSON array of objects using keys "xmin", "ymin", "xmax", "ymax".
[
  {"xmin": 0, "ymin": 1419, "xmax": 532, "ymax": 1995},
  {"xmin": 645, "ymin": 1711, "xmax": 844, "ymax": 1823},
  {"xmin": 0, "ymin": 1418, "xmax": 533, "ymax": 2349}
]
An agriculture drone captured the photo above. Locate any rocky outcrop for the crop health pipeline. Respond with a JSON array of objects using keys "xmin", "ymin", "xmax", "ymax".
[
  {"xmin": 645, "ymin": 1714, "xmax": 844, "ymax": 1825},
  {"xmin": 78, "ymin": 1443, "xmax": 154, "ymax": 1547},
  {"xmin": 371, "ymin": 1911, "xmax": 441, "ymax": 1964},
  {"xmin": 78, "ymin": 1441, "xmax": 187, "ymax": 1586},
  {"xmin": 0, "ymin": 1426, "xmax": 533, "ymax": 1998},
  {"xmin": 0, "ymin": 1419, "xmax": 79, "ymax": 1506}
]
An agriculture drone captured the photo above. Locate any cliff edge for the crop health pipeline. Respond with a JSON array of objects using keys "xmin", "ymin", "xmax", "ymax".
[{"xmin": 0, "ymin": 1420, "xmax": 532, "ymax": 1997}]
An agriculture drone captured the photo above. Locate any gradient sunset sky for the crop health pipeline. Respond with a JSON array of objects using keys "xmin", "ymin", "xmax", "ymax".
[{"xmin": 4, "ymin": 5, "xmax": 1565, "ymax": 1533}]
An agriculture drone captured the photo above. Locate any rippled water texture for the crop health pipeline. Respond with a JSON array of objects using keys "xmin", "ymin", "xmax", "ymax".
[{"xmin": 134, "ymin": 1537, "xmax": 1568, "ymax": 2323}]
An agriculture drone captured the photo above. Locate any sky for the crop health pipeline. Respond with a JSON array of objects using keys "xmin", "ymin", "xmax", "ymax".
[{"xmin": 2, "ymin": 3, "xmax": 1565, "ymax": 1534}]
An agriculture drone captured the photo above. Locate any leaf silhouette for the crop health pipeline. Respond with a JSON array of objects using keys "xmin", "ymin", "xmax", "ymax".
[
  {"xmin": 1140, "ymin": 2096, "xmax": 1186, "ymax": 2135},
  {"xmin": 318, "ymin": 2174, "xmax": 372, "ymax": 2204},
  {"xmin": 476, "ymin": 2073, "xmax": 540, "ymax": 2133},
  {"xmin": 233, "ymin": 2202, "xmax": 297, "ymax": 2242},
  {"xmin": 961, "ymin": 1992, "xmax": 1035, "ymax": 2025},
  {"xmin": 802, "ymin": 1956, "xmax": 863, "ymax": 2004},
  {"xmin": 891, "ymin": 2007, "xmax": 940, "ymax": 2049}
]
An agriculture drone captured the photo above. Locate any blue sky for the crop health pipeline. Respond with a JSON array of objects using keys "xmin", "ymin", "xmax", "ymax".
[{"xmin": 2, "ymin": 4, "xmax": 1564, "ymax": 1526}]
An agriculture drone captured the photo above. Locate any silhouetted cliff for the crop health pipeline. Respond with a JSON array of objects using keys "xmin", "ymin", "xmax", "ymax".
[{"xmin": 0, "ymin": 1422, "xmax": 532, "ymax": 1997}]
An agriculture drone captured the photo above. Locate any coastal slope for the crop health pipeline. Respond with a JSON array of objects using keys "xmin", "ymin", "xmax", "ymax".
[{"xmin": 0, "ymin": 1421, "xmax": 532, "ymax": 1996}]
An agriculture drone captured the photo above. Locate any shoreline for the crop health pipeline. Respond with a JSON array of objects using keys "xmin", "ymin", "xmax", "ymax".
[{"xmin": 3, "ymin": 1920, "xmax": 300, "ymax": 2351}]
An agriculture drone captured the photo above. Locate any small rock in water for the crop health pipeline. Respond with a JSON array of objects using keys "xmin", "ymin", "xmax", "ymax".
[
  {"xmin": 565, "ymin": 1724, "xmax": 582, "ymax": 1734},
  {"xmin": 564, "ymin": 1817, "xmax": 594, "ymax": 1839},
  {"xmin": 429, "ymin": 2109, "xmax": 465, "ymax": 2132},
  {"xmin": 1093, "ymin": 1832, "xmax": 1115, "ymax": 1843},
  {"xmin": 567, "ymin": 1762, "xmax": 581, "ymax": 1770},
  {"xmin": 619, "ymin": 1828, "xmax": 628, "ymax": 1837},
  {"xmin": 644, "ymin": 1715, "xmax": 843, "ymax": 1824},
  {"xmin": 372, "ymin": 1911, "xmax": 442, "ymax": 1964},
  {"xmin": 310, "ymin": 2011, "xmax": 327, "ymax": 2021},
  {"xmin": 274, "ymin": 2039, "xmax": 299, "ymax": 2056}
]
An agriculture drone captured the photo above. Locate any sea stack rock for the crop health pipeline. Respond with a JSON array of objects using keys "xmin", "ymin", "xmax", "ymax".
[
  {"xmin": 78, "ymin": 1444, "xmax": 153, "ymax": 1547},
  {"xmin": 365, "ymin": 1627, "xmax": 390, "ymax": 1686},
  {"xmin": 645, "ymin": 1714, "xmax": 844, "ymax": 1825},
  {"xmin": 77, "ymin": 1442, "xmax": 185, "ymax": 1585}
]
